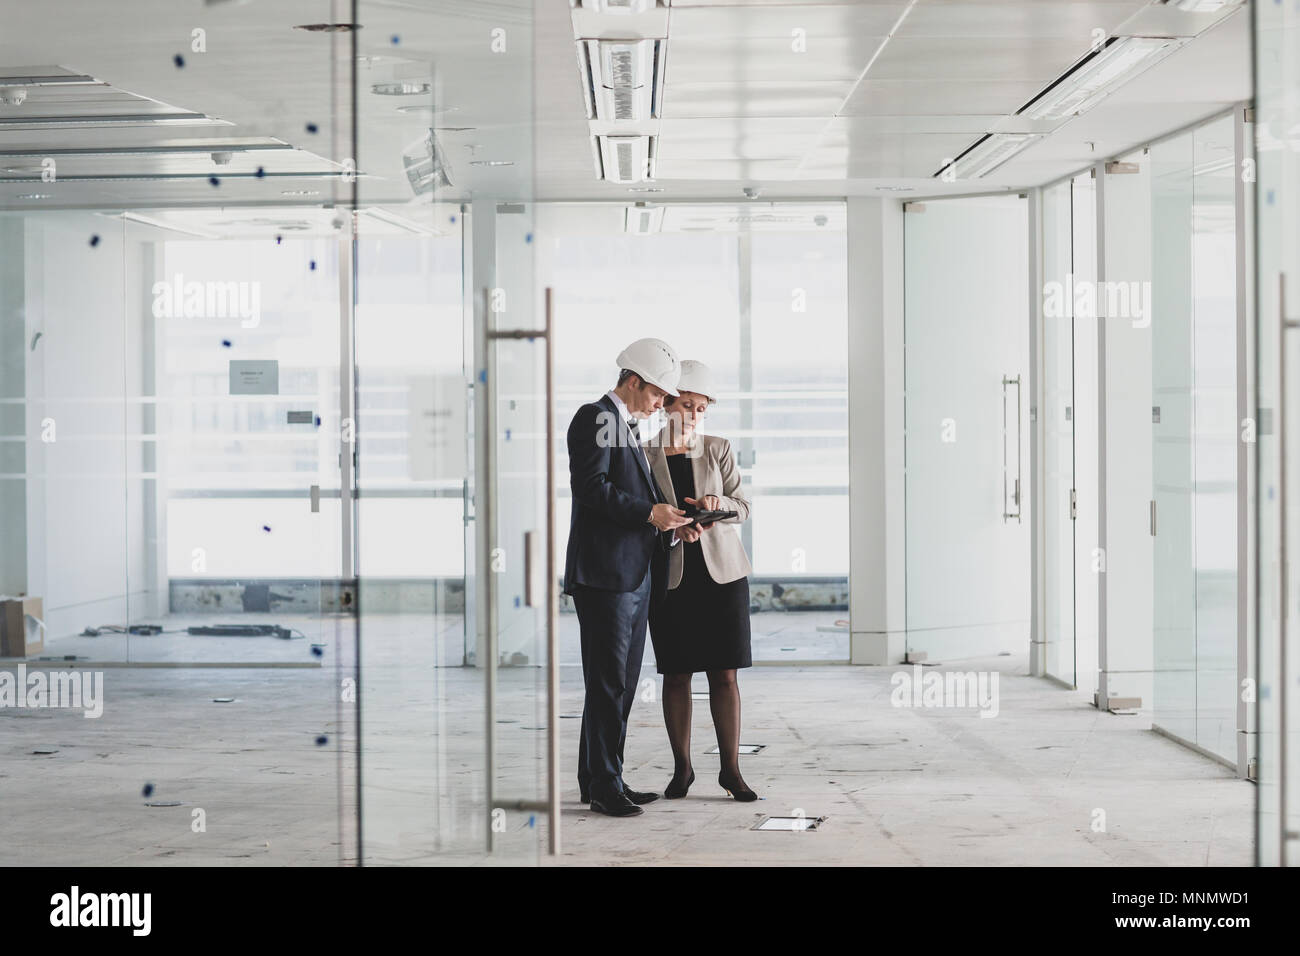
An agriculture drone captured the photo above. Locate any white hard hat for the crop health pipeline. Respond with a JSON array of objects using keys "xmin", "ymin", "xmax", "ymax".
[
  {"xmin": 675, "ymin": 360, "xmax": 717, "ymax": 403},
  {"xmin": 616, "ymin": 337, "xmax": 681, "ymax": 396}
]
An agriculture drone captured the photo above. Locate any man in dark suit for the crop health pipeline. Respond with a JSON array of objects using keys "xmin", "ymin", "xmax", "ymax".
[{"xmin": 564, "ymin": 337, "xmax": 695, "ymax": 817}]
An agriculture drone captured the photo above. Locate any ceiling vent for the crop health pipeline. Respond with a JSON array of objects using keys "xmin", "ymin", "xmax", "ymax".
[
  {"xmin": 578, "ymin": 38, "xmax": 665, "ymax": 123},
  {"xmin": 596, "ymin": 134, "xmax": 656, "ymax": 183}
]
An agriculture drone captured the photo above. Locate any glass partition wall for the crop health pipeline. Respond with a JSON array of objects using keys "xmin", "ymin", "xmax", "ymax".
[
  {"xmin": 1255, "ymin": 0, "xmax": 1300, "ymax": 867},
  {"xmin": 0, "ymin": 4, "xmax": 357, "ymax": 863},
  {"xmin": 1037, "ymin": 109, "xmax": 1249, "ymax": 775}
]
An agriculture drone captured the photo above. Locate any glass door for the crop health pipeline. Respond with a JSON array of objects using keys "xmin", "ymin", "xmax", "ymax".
[
  {"xmin": 903, "ymin": 195, "xmax": 1031, "ymax": 662},
  {"xmin": 351, "ymin": 0, "xmax": 552, "ymax": 864}
]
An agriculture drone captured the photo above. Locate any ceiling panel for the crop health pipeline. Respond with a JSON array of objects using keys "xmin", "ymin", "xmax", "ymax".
[
  {"xmin": 652, "ymin": 157, "xmax": 805, "ymax": 180},
  {"xmin": 666, "ymin": 80, "xmax": 851, "ymax": 118},
  {"xmin": 798, "ymin": 128, "xmax": 976, "ymax": 179},
  {"xmin": 667, "ymin": 35, "xmax": 881, "ymax": 86},
  {"xmin": 667, "ymin": 3, "xmax": 906, "ymax": 39},
  {"xmin": 900, "ymin": 1, "xmax": 1147, "ymax": 38},
  {"xmin": 656, "ymin": 116, "xmax": 830, "ymax": 160},
  {"xmin": 864, "ymin": 35, "xmax": 1093, "ymax": 83},
  {"xmin": 840, "ymin": 79, "xmax": 1046, "ymax": 116}
]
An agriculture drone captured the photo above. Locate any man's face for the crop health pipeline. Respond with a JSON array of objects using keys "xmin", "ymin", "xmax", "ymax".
[{"xmin": 628, "ymin": 378, "xmax": 669, "ymax": 417}]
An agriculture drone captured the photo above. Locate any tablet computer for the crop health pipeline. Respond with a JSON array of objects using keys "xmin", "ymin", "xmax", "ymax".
[{"xmin": 686, "ymin": 509, "xmax": 737, "ymax": 528}]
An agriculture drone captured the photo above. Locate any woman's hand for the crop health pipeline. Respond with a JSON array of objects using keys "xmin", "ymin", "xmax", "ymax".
[
  {"xmin": 682, "ymin": 496, "xmax": 718, "ymax": 531},
  {"xmin": 684, "ymin": 495, "xmax": 721, "ymax": 512}
]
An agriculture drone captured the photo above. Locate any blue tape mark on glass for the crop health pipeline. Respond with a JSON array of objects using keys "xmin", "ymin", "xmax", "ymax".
[
  {"xmin": 209, "ymin": 176, "xmax": 220, "ymax": 187},
  {"xmin": 255, "ymin": 167, "xmax": 265, "ymax": 179},
  {"xmin": 142, "ymin": 783, "xmax": 154, "ymax": 798},
  {"xmin": 306, "ymin": 122, "xmax": 319, "ymax": 134},
  {"xmin": 514, "ymin": 596, "xmax": 521, "ymax": 608},
  {"xmin": 88, "ymin": 235, "xmax": 100, "ymax": 247},
  {"xmin": 262, "ymin": 525, "xmax": 272, "ymax": 533},
  {"xmin": 315, "ymin": 735, "xmax": 328, "ymax": 746},
  {"xmin": 505, "ymin": 428, "xmax": 511, "ymax": 441},
  {"xmin": 478, "ymin": 369, "xmax": 487, "ymax": 383},
  {"xmin": 221, "ymin": 339, "xmax": 232, "ymax": 348},
  {"xmin": 173, "ymin": 54, "xmax": 185, "ymax": 68},
  {"xmin": 310, "ymin": 260, "xmax": 317, "ymax": 271}
]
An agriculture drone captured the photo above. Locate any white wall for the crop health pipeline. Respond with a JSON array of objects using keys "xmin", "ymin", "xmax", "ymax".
[
  {"xmin": 847, "ymin": 197, "xmax": 906, "ymax": 664},
  {"xmin": 22, "ymin": 215, "xmax": 155, "ymax": 642}
]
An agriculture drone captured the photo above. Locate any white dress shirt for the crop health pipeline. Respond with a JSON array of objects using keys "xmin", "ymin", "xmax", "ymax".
[{"xmin": 606, "ymin": 389, "xmax": 680, "ymax": 545}]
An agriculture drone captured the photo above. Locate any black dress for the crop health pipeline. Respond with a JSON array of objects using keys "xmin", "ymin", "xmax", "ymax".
[{"xmin": 648, "ymin": 452, "xmax": 752, "ymax": 675}]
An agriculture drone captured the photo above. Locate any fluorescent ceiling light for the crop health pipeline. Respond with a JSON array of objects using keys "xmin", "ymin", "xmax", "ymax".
[
  {"xmin": 943, "ymin": 133, "xmax": 1042, "ymax": 179},
  {"xmin": 358, "ymin": 207, "xmax": 442, "ymax": 236},
  {"xmin": 116, "ymin": 211, "xmax": 220, "ymax": 239},
  {"xmin": 0, "ymin": 73, "xmax": 98, "ymax": 87},
  {"xmin": 0, "ymin": 112, "xmax": 226, "ymax": 129},
  {"xmin": 580, "ymin": 0, "xmax": 655, "ymax": 12},
  {"xmin": 1022, "ymin": 37, "xmax": 1180, "ymax": 121},
  {"xmin": 0, "ymin": 141, "xmax": 288, "ymax": 157},
  {"xmin": 579, "ymin": 38, "xmax": 663, "ymax": 122},
  {"xmin": 597, "ymin": 134, "xmax": 655, "ymax": 183},
  {"xmin": 624, "ymin": 204, "xmax": 664, "ymax": 234}
]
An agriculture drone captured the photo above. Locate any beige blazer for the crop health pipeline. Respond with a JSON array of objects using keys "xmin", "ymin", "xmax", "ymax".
[{"xmin": 648, "ymin": 430, "xmax": 753, "ymax": 589}]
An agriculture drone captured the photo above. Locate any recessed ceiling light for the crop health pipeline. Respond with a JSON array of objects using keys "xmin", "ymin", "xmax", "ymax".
[
  {"xmin": 877, "ymin": 185, "xmax": 914, "ymax": 192},
  {"xmin": 281, "ymin": 189, "xmax": 321, "ymax": 196},
  {"xmin": 469, "ymin": 160, "xmax": 514, "ymax": 167},
  {"xmin": 17, "ymin": 193, "xmax": 51, "ymax": 200},
  {"xmin": 372, "ymin": 82, "xmax": 431, "ymax": 96},
  {"xmin": 628, "ymin": 186, "xmax": 664, "ymax": 193},
  {"xmin": 294, "ymin": 23, "xmax": 361, "ymax": 32}
]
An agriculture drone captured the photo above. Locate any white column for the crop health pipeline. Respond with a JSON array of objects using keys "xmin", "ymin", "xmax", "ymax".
[{"xmin": 847, "ymin": 197, "xmax": 906, "ymax": 665}]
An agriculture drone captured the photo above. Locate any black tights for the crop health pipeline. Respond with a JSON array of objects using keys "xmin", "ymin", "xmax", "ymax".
[{"xmin": 662, "ymin": 670, "xmax": 749, "ymax": 789}]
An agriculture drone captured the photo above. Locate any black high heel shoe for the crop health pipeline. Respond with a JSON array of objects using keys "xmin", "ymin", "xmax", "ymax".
[
  {"xmin": 664, "ymin": 769, "xmax": 695, "ymax": 799},
  {"xmin": 718, "ymin": 771, "xmax": 757, "ymax": 802}
]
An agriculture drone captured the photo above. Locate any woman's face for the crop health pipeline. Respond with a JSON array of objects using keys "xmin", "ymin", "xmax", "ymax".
[{"xmin": 669, "ymin": 391, "xmax": 709, "ymax": 437}]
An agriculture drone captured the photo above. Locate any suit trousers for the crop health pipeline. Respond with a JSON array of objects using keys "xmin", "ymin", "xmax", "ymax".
[{"xmin": 573, "ymin": 564, "xmax": 652, "ymax": 801}]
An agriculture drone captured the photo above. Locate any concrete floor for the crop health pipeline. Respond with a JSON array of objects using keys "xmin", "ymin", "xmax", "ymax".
[{"xmin": 0, "ymin": 617, "xmax": 1252, "ymax": 866}]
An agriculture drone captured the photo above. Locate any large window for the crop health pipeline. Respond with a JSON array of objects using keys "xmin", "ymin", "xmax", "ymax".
[{"xmin": 540, "ymin": 202, "xmax": 849, "ymax": 660}]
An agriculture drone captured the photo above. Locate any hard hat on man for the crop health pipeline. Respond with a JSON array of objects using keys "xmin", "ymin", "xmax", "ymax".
[{"xmin": 616, "ymin": 338, "xmax": 681, "ymax": 397}]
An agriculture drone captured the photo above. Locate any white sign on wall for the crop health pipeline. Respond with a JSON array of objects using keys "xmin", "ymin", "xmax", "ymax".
[{"xmin": 229, "ymin": 360, "xmax": 279, "ymax": 395}]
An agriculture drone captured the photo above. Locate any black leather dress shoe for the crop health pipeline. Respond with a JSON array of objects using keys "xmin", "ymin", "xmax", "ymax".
[
  {"xmin": 622, "ymin": 785, "xmax": 660, "ymax": 805},
  {"xmin": 589, "ymin": 792, "xmax": 644, "ymax": 817},
  {"xmin": 579, "ymin": 787, "xmax": 590, "ymax": 803}
]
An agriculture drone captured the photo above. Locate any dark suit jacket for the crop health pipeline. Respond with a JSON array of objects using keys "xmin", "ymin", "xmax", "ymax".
[{"xmin": 563, "ymin": 394, "xmax": 668, "ymax": 595}]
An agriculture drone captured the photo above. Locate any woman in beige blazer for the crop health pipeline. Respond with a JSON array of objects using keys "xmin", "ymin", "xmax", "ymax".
[{"xmin": 646, "ymin": 360, "xmax": 756, "ymax": 801}]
